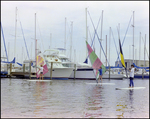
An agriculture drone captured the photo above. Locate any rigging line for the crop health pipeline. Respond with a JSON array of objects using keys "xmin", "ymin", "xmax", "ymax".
[
  {"xmin": 88, "ymin": 11, "xmax": 110, "ymax": 67},
  {"xmin": 111, "ymin": 28, "xmax": 120, "ymax": 60},
  {"xmin": 19, "ymin": 21, "xmax": 30, "ymax": 60},
  {"xmin": 88, "ymin": 10, "xmax": 102, "ymax": 48},
  {"xmin": 1, "ymin": 22, "xmax": 9, "ymax": 62},
  {"xmin": 37, "ymin": 17, "xmax": 45, "ymax": 52},
  {"xmin": 84, "ymin": 11, "xmax": 102, "ymax": 61},
  {"xmin": 115, "ymin": 15, "xmax": 133, "ymax": 62},
  {"xmin": 18, "ymin": 10, "xmax": 30, "ymax": 60}
]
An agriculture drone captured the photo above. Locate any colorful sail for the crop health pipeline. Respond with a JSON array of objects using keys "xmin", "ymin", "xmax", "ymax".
[
  {"xmin": 86, "ymin": 41, "xmax": 106, "ymax": 82},
  {"xmin": 36, "ymin": 53, "xmax": 48, "ymax": 78},
  {"xmin": 119, "ymin": 39, "xmax": 126, "ymax": 68}
]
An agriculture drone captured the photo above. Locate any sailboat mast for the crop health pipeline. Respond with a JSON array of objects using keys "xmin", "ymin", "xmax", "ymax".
[
  {"xmin": 106, "ymin": 35, "xmax": 107, "ymax": 66},
  {"xmin": 85, "ymin": 8, "xmax": 88, "ymax": 59},
  {"xmin": 35, "ymin": 13, "xmax": 37, "ymax": 73},
  {"xmin": 100, "ymin": 10, "xmax": 103, "ymax": 60},
  {"xmin": 132, "ymin": 11, "xmax": 135, "ymax": 64},
  {"xmin": 14, "ymin": 7, "xmax": 17, "ymax": 63},
  {"xmin": 144, "ymin": 34, "xmax": 146, "ymax": 67},
  {"xmin": 109, "ymin": 27, "xmax": 111, "ymax": 66},
  {"xmin": 22, "ymin": 47, "xmax": 23, "ymax": 63},
  {"xmin": 8, "ymin": 42, "xmax": 9, "ymax": 61},
  {"xmin": 139, "ymin": 32, "xmax": 141, "ymax": 67},
  {"xmin": 65, "ymin": 17, "xmax": 66, "ymax": 54},
  {"xmin": 70, "ymin": 21, "xmax": 73, "ymax": 61}
]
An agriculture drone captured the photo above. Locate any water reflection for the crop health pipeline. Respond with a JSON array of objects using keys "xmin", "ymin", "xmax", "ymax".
[
  {"xmin": 129, "ymin": 89, "xmax": 134, "ymax": 109},
  {"xmin": 84, "ymin": 85, "xmax": 104, "ymax": 118},
  {"xmin": 33, "ymin": 81, "xmax": 48, "ymax": 115},
  {"xmin": 116, "ymin": 89, "xmax": 134, "ymax": 118}
]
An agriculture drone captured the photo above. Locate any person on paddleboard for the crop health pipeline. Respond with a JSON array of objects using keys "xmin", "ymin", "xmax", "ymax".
[
  {"xmin": 129, "ymin": 64, "xmax": 135, "ymax": 88},
  {"xmin": 98, "ymin": 66, "xmax": 103, "ymax": 83},
  {"xmin": 39, "ymin": 65, "xmax": 44, "ymax": 80}
]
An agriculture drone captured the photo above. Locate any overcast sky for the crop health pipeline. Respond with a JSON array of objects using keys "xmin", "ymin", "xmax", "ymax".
[{"xmin": 1, "ymin": 1, "xmax": 149, "ymax": 66}]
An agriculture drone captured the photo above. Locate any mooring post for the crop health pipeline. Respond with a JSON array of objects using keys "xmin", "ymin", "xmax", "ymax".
[
  {"xmin": 109, "ymin": 66, "xmax": 110, "ymax": 80},
  {"xmin": 74, "ymin": 64, "xmax": 76, "ymax": 79},
  {"xmin": 23, "ymin": 64, "xmax": 25, "ymax": 73},
  {"xmin": 29, "ymin": 62, "xmax": 32, "ymax": 79},
  {"xmin": 50, "ymin": 62, "xmax": 53, "ymax": 80},
  {"xmin": 142, "ymin": 69, "xmax": 144, "ymax": 79},
  {"xmin": 10, "ymin": 63, "xmax": 12, "ymax": 77}
]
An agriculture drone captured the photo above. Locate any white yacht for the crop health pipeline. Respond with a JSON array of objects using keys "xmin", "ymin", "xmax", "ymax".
[
  {"xmin": 14, "ymin": 49, "xmax": 74, "ymax": 79},
  {"xmin": 42, "ymin": 49, "xmax": 74, "ymax": 79}
]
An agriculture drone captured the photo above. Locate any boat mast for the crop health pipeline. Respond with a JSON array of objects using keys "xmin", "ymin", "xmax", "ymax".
[
  {"xmin": 8, "ymin": 42, "xmax": 9, "ymax": 61},
  {"xmin": 35, "ymin": 13, "xmax": 37, "ymax": 73},
  {"xmin": 70, "ymin": 21, "xmax": 73, "ymax": 61},
  {"xmin": 14, "ymin": 7, "xmax": 17, "ymax": 63},
  {"xmin": 22, "ymin": 47, "xmax": 23, "ymax": 63},
  {"xmin": 144, "ymin": 34, "xmax": 146, "ymax": 67},
  {"xmin": 109, "ymin": 27, "xmax": 111, "ymax": 66},
  {"xmin": 132, "ymin": 11, "xmax": 134, "ymax": 64},
  {"xmin": 100, "ymin": 10, "xmax": 103, "ymax": 60},
  {"xmin": 85, "ymin": 8, "xmax": 88, "ymax": 60},
  {"xmin": 139, "ymin": 32, "xmax": 141, "ymax": 67},
  {"xmin": 65, "ymin": 17, "xmax": 66, "ymax": 54},
  {"xmin": 106, "ymin": 35, "xmax": 107, "ymax": 66}
]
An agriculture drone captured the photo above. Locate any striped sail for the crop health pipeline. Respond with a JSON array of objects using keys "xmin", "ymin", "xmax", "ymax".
[
  {"xmin": 86, "ymin": 41, "xmax": 106, "ymax": 82},
  {"xmin": 36, "ymin": 53, "xmax": 48, "ymax": 78}
]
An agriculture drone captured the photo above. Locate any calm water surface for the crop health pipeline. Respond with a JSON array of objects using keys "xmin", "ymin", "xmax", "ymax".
[{"xmin": 1, "ymin": 78, "xmax": 149, "ymax": 118}]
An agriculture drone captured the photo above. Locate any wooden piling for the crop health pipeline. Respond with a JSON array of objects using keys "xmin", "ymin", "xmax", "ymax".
[
  {"xmin": 74, "ymin": 64, "xmax": 76, "ymax": 79},
  {"xmin": 142, "ymin": 69, "xmax": 144, "ymax": 79},
  {"xmin": 109, "ymin": 66, "xmax": 110, "ymax": 79},
  {"xmin": 10, "ymin": 63, "xmax": 12, "ymax": 77},
  {"xmin": 50, "ymin": 62, "xmax": 53, "ymax": 80},
  {"xmin": 29, "ymin": 62, "xmax": 32, "ymax": 79},
  {"xmin": 23, "ymin": 64, "xmax": 25, "ymax": 73}
]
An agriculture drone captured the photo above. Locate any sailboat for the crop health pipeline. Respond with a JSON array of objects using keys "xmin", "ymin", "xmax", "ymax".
[{"xmin": 86, "ymin": 41, "xmax": 106, "ymax": 82}]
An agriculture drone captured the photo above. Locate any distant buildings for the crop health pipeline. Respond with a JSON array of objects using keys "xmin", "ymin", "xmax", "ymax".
[{"xmin": 115, "ymin": 59, "xmax": 149, "ymax": 69}]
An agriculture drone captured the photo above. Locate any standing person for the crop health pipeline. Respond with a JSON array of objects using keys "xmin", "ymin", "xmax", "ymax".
[
  {"xmin": 129, "ymin": 64, "xmax": 135, "ymax": 88},
  {"xmin": 98, "ymin": 66, "xmax": 103, "ymax": 83},
  {"xmin": 39, "ymin": 65, "xmax": 44, "ymax": 80}
]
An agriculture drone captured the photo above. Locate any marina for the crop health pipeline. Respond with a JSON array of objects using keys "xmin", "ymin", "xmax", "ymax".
[{"xmin": 1, "ymin": 1, "xmax": 149, "ymax": 118}]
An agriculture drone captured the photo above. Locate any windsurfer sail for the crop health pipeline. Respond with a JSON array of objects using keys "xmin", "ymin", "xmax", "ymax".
[
  {"xmin": 86, "ymin": 41, "xmax": 106, "ymax": 83},
  {"xmin": 36, "ymin": 53, "xmax": 48, "ymax": 78},
  {"xmin": 119, "ymin": 38, "xmax": 128, "ymax": 78}
]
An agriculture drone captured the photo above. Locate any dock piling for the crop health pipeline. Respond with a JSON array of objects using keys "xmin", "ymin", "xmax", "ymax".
[
  {"xmin": 10, "ymin": 63, "xmax": 12, "ymax": 77},
  {"xmin": 29, "ymin": 62, "xmax": 31, "ymax": 79},
  {"xmin": 50, "ymin": 62, "xmax": 53, "ymax": 80},
  {"xmin": 74, "ymin": 64, "xmax": 76, "ymax": 79},
  {"xmin": 109, "ymin": 66, "xmax": 110, "ymax": 80},
  {"xmin": 23, "ymin": 64, "xmax": 25, "ymax": 73}
]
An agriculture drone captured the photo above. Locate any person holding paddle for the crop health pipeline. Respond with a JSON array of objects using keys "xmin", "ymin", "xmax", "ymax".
[{"xmin": 98, "ymin": 66, "xmax": 103, "ymax": 83}]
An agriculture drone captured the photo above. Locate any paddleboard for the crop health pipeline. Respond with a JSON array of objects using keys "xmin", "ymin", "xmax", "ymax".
[
  {"xmin": 86, "ymin": 83, "xmax": 115, "ymax": 85},
  {"xmin": 27, "ymin": 80, "xmax": 52, "ymax": 82},
  {"xmin": 115, "ymin": 87, "xmax": 146, "ymax": 90}
]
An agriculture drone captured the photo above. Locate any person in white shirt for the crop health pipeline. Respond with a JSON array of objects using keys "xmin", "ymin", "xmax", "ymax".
[
  {"xmin": 39, "ymin": 65, "xmax": 44, "ymax": 80},
  {"xmin": 129, "ymin": 64, "xmax": 135, "ymax": 88}
]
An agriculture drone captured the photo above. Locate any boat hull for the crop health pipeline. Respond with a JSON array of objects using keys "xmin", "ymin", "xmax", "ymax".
[
  {"xmin": 69, "ymin": 68, "xmax": 125, "ymax": 79},
  {"xmin": 44, "ymin": 67, "xmax": 73, "ymax": 79}
]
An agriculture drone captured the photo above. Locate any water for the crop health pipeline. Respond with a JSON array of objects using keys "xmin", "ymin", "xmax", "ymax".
[{"xmin": 1, "ymin": 78, "xmax": 149, "ymax": 118}]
